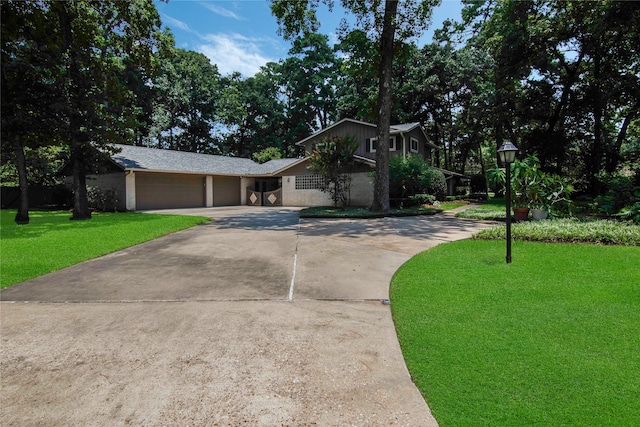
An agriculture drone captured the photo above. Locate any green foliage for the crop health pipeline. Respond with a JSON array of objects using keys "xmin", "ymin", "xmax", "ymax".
[
  {"xmin": 592, "ymin": 172, "xmax": 640, "ymax": 218},
  {"xmin": 282, "ymin": 33, "xmax": 341, "ymax": 130},
  {"xmin": 389, "ymin": 155, "xmax": 446, "ymax": 204},
  {"xmin": 0, "ymin": 210, "xmax": 210, "ymax": 288},
  {"xmin": 490, "ymin": 155, "xmax": 573, "ymax": 212},
  {"xmin": 615, "ymin": 202, "xmax": 640, "ymax": 224},
  {"xmin": 389, "ymin": 155, "xmax": 430, "ymax": 201},
  {"xmin": 252, "ymin": 147, "xmax": 283, "ymax": 164},
  {"xmin": 391, "ymin": 239, "xmax": 640, "ymax": 426},
  {"xmin": 469, "ymin": 173, "xmax": 487, "ymax": 193},
  {"xmin": 2, "ymin": 0, "xmax": 170, "ymax": 220},
  {"xmin": 427, "ymin": 168, "xmax": 447, "ymax": 201},
  {"xmin": 474, "ymin": 218, "xmax": 640, "ymax": 246},
  {"xmin": 87, "ymin": 186, "xmax": 119, "ymax": 212},
  {"xmin": 150, "ymin": 48, "xmax": 221, "ymax": 153},
  {"xmin": 456, "ymin": 207, "xmax": 506, "ymax": 221},
  {"xmin": 409, "ymin": 193, "xmax": 437, "ymax": 206},
  {"xmin": 0, "ymin": 145, "xmax": 68, "ymax": 186},
  {"xmin": 308, "ymin": 136, "xmax": 360, "ymax": 208}
]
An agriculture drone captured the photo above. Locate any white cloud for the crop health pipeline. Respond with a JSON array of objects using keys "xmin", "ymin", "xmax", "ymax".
[
  {"xmin": 161, "ymin": 15, "xmax": 195, "ymax": 34},
  {"xmin": 199, "ymin": 2, "xmax": 244, "ymax": 20},
  {"xmin": 198, "ymin": 33, "xmax": 275, "ymax": 77}
]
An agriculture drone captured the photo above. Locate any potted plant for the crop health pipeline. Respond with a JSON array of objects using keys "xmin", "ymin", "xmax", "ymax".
[
  {"xmin": 488, "ymin": 154, "xmax": 573, "ymax": 221},
  {"xmin": 527, "ymin": 173, "xmax": 550, "ymax": 220},
  {"xmin": 525, "ymin": 166, "xmax": 573, "ymax": 220},
  {"xmin": 510, "ymin": 156, "xmax": 542, "ymax": 221}
]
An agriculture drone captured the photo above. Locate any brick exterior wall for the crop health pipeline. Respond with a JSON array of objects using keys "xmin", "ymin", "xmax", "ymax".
[{"xmin": 281, "ymin": 172, "xmax": 373, "ymax": 207}]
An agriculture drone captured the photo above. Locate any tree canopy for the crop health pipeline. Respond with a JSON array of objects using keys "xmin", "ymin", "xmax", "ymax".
[{"xmin": 2, "ymin": 0, "xmax": 638, "ymax": 221}]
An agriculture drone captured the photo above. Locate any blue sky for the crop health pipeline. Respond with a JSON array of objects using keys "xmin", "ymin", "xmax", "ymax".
[{"xmin": 156, "ymin": 0, "xmax": 464, "ymax": 77}]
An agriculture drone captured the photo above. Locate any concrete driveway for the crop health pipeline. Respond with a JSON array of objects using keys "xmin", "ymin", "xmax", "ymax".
[{"xmin": 1, "ymin": 206, "xmax": 493, "ymax": 426}]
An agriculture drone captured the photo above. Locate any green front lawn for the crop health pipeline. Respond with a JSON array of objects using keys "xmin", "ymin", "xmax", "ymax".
[
  {"xmin": 0, "ymin": 210, "xmax": 210, "ymax": 288},
  {"xmin": 455, "ymin": 197, "xmax": 507, "ymax": 220},
  {"xmin": 391, "ymin": 240, "xmax": 640, "ymax": 426}
]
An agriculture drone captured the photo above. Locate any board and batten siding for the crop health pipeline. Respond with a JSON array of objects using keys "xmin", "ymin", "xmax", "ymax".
[
  {"xmin": 301, "ymin": 121, "xmax": 378, "ymax": 159},
  {"xmin": 300, "ymin": 121, "xmax": 432, "ymax": 164}
]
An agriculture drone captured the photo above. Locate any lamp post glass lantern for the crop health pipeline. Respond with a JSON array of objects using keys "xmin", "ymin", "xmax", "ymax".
[
  {"xmin": 498, "ymin": 142, "xmax": 518, "ymax": 263},
  {"xmin": 498, "ymin": 141, "xmax": 518, "ymax": 164}
]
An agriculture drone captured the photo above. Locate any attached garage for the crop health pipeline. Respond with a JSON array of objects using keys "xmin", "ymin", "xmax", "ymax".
[
  {"xmin": 92, "ymin": 144, "xmax": 302, "ymax": 211},
  {"xmin": 135, "ymin": 172, "xmax": 205, "ymax": 210}
]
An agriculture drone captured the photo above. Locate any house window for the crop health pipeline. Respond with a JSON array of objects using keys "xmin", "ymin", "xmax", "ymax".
[
  {"xmin": 367, "ymin": 138, "xmax": 377, "ymax": 153},
  {"xmin": 367, "ymin": 137, "xmax": 396, "ymax": 152},
  {"xmin": 410, "ymin": 137, "xmax": 419, "ymax": 153},
  {"xmin": 295, "ymin": 174, "xmax": 325, "ymax": 190}
]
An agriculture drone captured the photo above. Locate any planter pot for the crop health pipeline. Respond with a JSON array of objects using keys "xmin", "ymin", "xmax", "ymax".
[
  {"xmin": 531, "ymin": 208, "xmax": 548, "ymax": 221},
  {"xmin": 513, "ymin": 207, "xmax": 530, "ymax": 222}
]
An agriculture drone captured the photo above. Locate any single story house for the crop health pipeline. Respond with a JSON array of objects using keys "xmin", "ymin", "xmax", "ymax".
[
  {"xmin": 88, "ymin": 119, "xmax": 465, "ymax": 211},
  {"xmin": 87, "ymin": 144, "xmax": 309, "ymax": 210}
]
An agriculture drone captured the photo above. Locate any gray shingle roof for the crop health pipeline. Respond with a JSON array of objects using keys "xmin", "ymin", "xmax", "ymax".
[
  {"xmin": 390, "ymin": 123, "xmax": 420, "ymax": 133},
  {"xmin": 107, "ymin": 144, "xmax": 300, "ymax": 176}
]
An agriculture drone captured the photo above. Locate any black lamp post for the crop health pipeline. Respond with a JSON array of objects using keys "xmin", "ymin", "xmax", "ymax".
[{"xmin": 498, "ymin": 142, "xmax": 518, "ymax": 264}]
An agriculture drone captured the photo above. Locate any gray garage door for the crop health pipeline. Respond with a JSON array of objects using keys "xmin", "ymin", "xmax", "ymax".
[
  {"xmin": 136, "ymin": 172, "xmax": 205, "ymax": 210},
  {"xmin": 213, "ymin": 176, "xmax": 241, "ymax": 206}
]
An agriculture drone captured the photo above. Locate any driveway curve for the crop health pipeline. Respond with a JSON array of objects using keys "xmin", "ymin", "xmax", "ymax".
[{"xmin": 1, "ymin": 206, "xmax": 493, "ymax": 426}]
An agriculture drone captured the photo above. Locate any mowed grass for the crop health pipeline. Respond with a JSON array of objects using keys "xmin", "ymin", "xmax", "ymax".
[
  {"xmin": 0, "ymin": 210, "xmax": 210, "ymax": 288},
  {"xmin": 391, "ymin": 239, "xmax": 640, "ymax": 426}
]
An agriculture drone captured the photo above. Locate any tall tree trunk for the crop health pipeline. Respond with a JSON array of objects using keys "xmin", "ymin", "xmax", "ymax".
[
  {"xmin": 14, "ymin": 137, "xmax": 30, "ymax": 225},
  {"xmin": 70, "ymin": 139, "xmax": 92, "ymax": 220},
  {"xmin": 442, "ymin": 129, "xmax": 449, "ymax": 171},
  {"xmin": 56, "ymin": 2, "xmax": 90, "ymax": 220},
  {"xmin": 476, "ymin": 137, "xmax": 489, "ymax": 194},
  {"xmin": 435, "ymin": 122, "xmax": 442, "ymax": 168},
  {"xmin": 590, "ymin": 54, "xmax": 603, "ymax": 194},
  {"xmin": 371, "ymin": 0, "xmax": 398, "ymax": 213},
  {"xmin": 606, "ymin": 109, "xmax": 636, "ymax": 173}
]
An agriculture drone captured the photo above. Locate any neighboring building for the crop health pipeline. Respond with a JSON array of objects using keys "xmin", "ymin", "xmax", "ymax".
[{"xmin": 87, "ymin": 119, "xmax": 465, "ymax": 211}]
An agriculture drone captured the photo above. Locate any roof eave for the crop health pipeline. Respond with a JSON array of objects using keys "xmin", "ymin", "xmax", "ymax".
[
  {"xmin": 267, "ymin": 157, "xmax": 309, "ymax": 175},
  {"xmin": 295, "ymin": 118, "xmax": 376, "ymax": 147}
]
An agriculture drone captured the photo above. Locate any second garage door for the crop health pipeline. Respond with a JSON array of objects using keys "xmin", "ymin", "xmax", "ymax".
[
  {"xmin": 213, "ymin": 176, "xmax": 240, "ymax": 206},
  {"xmin": 136, "ymin": 172, "xmax": 205, "ymax": 210}
]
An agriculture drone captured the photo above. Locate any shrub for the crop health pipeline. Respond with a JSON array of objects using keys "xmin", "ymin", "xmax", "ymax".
[
  {"xmin": 474, "ymin": 218, "xmax": 640, "ymax": 246},
  {"xmin": 308, "ymin": 136, "xmax": 359, "ymax": 209},
  {"xmin": 427, "ymin": 168, "xmax": 447, "ymax": 201},
  {"xmin": 409, "ymin": 193, "xmax": 437, "ymax": 206},
  {"xmin": 87, "ymin": 186, "xmax": 119, "ymax": 212},
  {"xmin": 389, "ymin": 156, "xmax": 447, "ymax": 203},
  {"xmin": 389, "ymin": 155, "xmax": 430, "ymax": 200},
  {"xmin": 592, "ymin": 173, "xmax": 639, "ymax": 217},
  {"xmin": 470, "ymin": 173, "xmax": 487, "ymax": 193},
  {"xmin": 615, "ymin": 202, "xmax": 640, "ymax": 224}
]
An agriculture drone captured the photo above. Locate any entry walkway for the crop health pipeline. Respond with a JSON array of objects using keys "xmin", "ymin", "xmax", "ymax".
[{"xmin": 1, "ymin": 206, "xmax": 493, "ymax": 426}]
